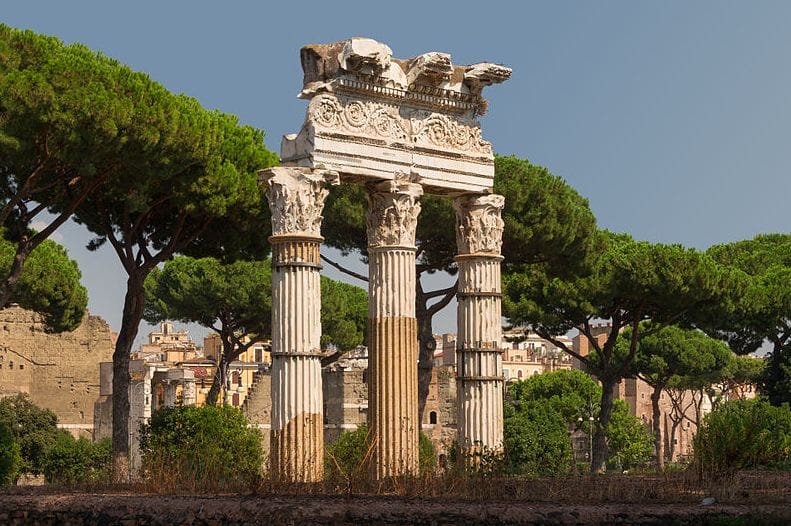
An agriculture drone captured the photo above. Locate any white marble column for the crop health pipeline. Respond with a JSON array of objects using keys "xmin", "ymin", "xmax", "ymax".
[
  {"xmin": 261, "ymin": 166, "xmax": 337, "ymax": 483},
  {"xmin": 366, "ymin": 176, "xmax": 422, "ymax": 479},
  {"xmin": 454, "ymin": 194, "xmax": 505, "ymax": 457},
  {"xmin": 164, "ymin": 381, "xmax": 177, "ymax": 408},
  {"xmin": 182, "ymin": 380, "xmax": 197, "ymax": 407}
]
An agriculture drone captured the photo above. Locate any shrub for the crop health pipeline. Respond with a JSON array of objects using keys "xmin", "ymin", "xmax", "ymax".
[
  {"xmin": 419, "ymin": 431, "xmax": 437, "ymax": 475},
  {"xmin": 694, "ymin": 398, "xmax": 791, "ymax": 475},
  {"xmin": 139, "ymin": 405, "xmax": 263, "ymax": 490},
  {"xmin": 0, "ymin": 394, "xmax": 59, "ymax": 475},
  {"xmin": 0, "ymin": 421, "xmax": 21, "ymax": 485},
  {"xmin": 606, "ymin": 400, "xmax": 653, "ymax": 470},
  {"xmin": 42, "ymin": 432, "xmax": 110, "ymax": 484},
  {"xmin": 325, "ymin": 424, "xmax": 437, "ymax": 480},
  {"xmin": 504, "ymin": 400, "xmax": 572, "ymax": 476}
]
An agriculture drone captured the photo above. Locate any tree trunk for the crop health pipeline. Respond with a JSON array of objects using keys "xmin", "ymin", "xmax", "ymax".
[
  {"xmin": 416, "ymin": 293, "xmax": 434, "ymax": 429},
  {"xmin": 693, "ymin": 391, "xmax": 703, "ymax": 430},
  {"xmin": 0, "ymin": 242, "xmax": 32, "ymax": 309},
  {"xmin": 205, "ymin": 333, "xmax": 244, "ymax": 406},
  {"xmin": 668, "ymin": 417, "xmax": 680, "ymax": 461},
  {"xmin": 111, "ymin": 274, "xmax": 146, "ymax": 483},
  {"xmin": 205, "ymin": 364, "xmax": 225, "ymax": 406},
  {"xmin": 650, "ymin": 385, "xmax": 664, "ymax": 471},
  {"xmin": 592, "ymin": 379, "xmax": 615, "ymax": 474}
]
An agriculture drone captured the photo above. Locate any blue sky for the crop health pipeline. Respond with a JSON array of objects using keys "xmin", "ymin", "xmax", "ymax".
[{"xmin": 4, "ymin": 2, "xmax": 790, "ymax": 343}]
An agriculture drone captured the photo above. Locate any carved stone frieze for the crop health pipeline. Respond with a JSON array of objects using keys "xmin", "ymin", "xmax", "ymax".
[
  {"xmin": 409, "ymin": 112, "xmax": 492, "ymax": 155},
  {"xmin": 308, "ymin": 93, "xmax": 492, "ymax": 155},
  {"xmin": 454, "ymin": 194, "xmax": 505, "ymax": 255},
  {"xmin": 366, "ymin": 175, "xmax": 423, "ymax": 248},
  {"xmin": 261, "ymin": 167, "xmax": 339, "ymax": 237},
  {"xmin": 309, "ymin": 95, "xmax": 409, "ymax": 143}
]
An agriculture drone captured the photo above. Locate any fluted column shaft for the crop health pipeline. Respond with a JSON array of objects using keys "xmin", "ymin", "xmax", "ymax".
[
  {"xmin": 261, "ymin": 166, "xmax": 337, "ymax": 483},
  {"xmin": 366, "ymin": 177, "xmax": 422, "ymax": 479},
  {"xmin": 454, "ymin": 194, "xmax": 505, "ymax": 456}
]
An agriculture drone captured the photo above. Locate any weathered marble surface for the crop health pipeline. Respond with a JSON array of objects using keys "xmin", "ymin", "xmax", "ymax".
[{"xmin": 282, "ymin": 37, "xmax": 511, "ymax": 195}]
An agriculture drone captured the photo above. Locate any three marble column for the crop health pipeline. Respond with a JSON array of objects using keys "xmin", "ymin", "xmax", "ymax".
[{"xmin": 264, "ymin": 166, "xmax": 505, "ymax": 480}]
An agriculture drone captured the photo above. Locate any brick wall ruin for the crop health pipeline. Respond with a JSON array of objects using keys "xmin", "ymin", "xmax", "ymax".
[{"xmin": 0, "ymin": 305, "xmax": 115, "ymax": 438}]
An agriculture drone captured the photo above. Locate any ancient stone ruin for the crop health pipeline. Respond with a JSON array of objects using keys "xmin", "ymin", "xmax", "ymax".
[{"xmin": 259, "ymin": 37, "xmax": 510, "ymax": 481}]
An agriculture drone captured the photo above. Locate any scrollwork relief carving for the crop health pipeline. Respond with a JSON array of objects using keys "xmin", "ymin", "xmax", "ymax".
[
  {"xmin": 307, "ymin": 94, "xmax": 491, "ymax": 155},
  {"xmin": 366, "ymin": 175, "xmax": 423, "ymax": 248},
  {"xmin": 410, "ymin": 113, "xmax": 492, "ymax": 155},
  {"xmin": 454, "ymin": 194, "xmax": 505, "ymax": 255}
]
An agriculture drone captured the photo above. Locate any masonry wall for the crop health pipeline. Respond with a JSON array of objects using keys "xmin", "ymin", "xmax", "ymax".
[
  {"xmin": 422, "ymin": 365, "xmax": 457, "ymax": 458},
  {"xmin": 242, "ymin": 356, "xmax": 457, "ymax": 459},
  {"xmin": 242, "ymin": 371, "xmax": 272, "ymax": 455},
  {"xmin": 322, "ymin": 357, "xmax": 368, "ymax": 445},
  {"xmin": 0, "ymin": 306, "xmax": 115, "ymax": 438}
]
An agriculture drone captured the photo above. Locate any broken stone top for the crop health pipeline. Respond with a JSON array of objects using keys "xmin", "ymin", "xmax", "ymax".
[{"xmin": 299, "ymin": 37, "xmax": 511, "ymax": 115}]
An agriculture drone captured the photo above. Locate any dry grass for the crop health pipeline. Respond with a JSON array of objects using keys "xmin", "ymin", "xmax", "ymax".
[{"xmin": 247, "ymin": 469, "xmax": 791, "ymax": 505}]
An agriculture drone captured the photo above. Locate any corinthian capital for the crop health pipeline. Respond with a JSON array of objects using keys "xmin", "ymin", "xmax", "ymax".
[
  {"xmin": 454, "ymin": 193, "xmax": 505, "ymax": 255},
  {"xmin": 260, "ymin": 167, "xmax": 339, "ymax": 237},
  {"xmin": 365, "ymin": 175, "xmax": 423, "ymax": 248}
]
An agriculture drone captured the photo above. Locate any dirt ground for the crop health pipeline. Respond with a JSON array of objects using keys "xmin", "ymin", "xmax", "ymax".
[{"xmin": 0, "ymin": 489, "xmax": 789, "ymax": 525}]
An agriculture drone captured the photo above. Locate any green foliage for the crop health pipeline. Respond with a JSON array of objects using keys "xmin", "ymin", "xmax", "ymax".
[
  {"xmin": 722, "ymin": 355, "xmax": 766, "ymax": 392},
  {"xmin": 0, "ymin": 233, "xmax": 87, "ymax": 332},
  {"xmin": 507, "ymin": 369, "xmax": 600, "ymax": 426},
  {"xmin": 325, "ymin": 424, "xmax": 436, "ymax": 480},
  {"xmin": 0, "ymin": 421, "xmax": 21, "ymax": 485},
  {"xmin": 419, "ymin": 431, "xmax": 437, "ymax": 475},
  {"xmin": 495, "ymin": 155, "xmax": 597, "ymax": 276},
  {"xmin": 323, "ymin": 155, "xmax": 597, "ymax": 277},
  {"xmin": 607, "ymin": 400, "xmax": 653, "ymax": 470},
  {"xmin": 139, "ymin": 405, "xmax": 262, "ymax": 486},
  {"xmin": 628, "ymin": 324, "xmax": 733, "ymax": 391},
  {"xmin": 42, "ymin": 433, "xmax": 110, "ymax": 484},
  {"xmin": 504, "ymin": 400, "xmax": 572, "ymax": 476},
  {"xmin": 706, "ymin": 234, "xmax": 791, "ymax": 405},
  {"xmin": 325, "ymin": 424, "xmax": 370, "ymax": 481},
  {"xmin": 504, "ymin": 230, "xmax": 741, "ymax": 471},
  {"xmin": 320, "ymin": 276, "xmax": 368, "ymax": 352},
  {"xmin": 694, "ymin": 398, "xmax": 791, "ymax": 474},
  {"xmin": 145, "ymin": 256, "xmax": 272, "ymax": 336},
  {"xmin": 145, "ymin": 256, "xmax": 368, "ymax": 355},
  {"xmin": 1, "ymin": 20, "xmax": 280, "ymax": 469},
  {"xmin": 507, "ymin": 372, "xmax": 652, "ymax": 471},
  {"xmin": 0, "ymin": 394, "xmax": 59, "ymax": 475}
]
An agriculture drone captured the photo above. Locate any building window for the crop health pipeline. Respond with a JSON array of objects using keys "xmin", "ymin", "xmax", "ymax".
[
  {"xmin": 503, "ymin": 368, "xmax": 510, "ymax": 379},
  {"xmin": 429, "ymin": 411, "xmax": 437, "ymax": 425},
  {"xmin": 533, "ymin": 370, "xmax": 539, "ymax": 375},
  {"xmin": 18, "ymin": 364, "xmax": 23, "ymax": 370},
  {"xmin": 517, "ymin": 370, "xmax": 523, "ymax": 379},
  {"xmin": 232, "ymin": 393, "xmax": 239, "ymax": 407}
]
